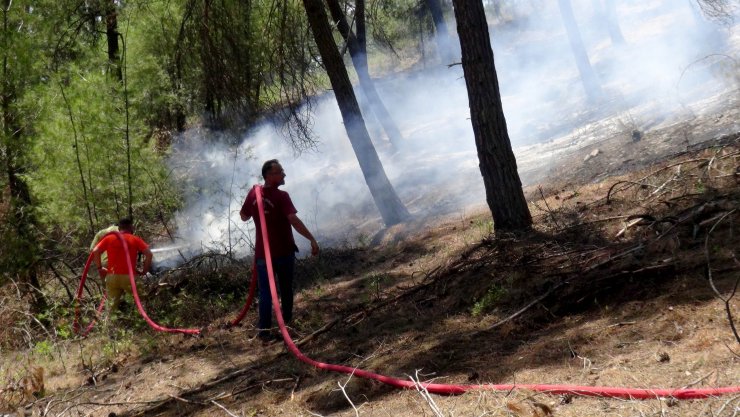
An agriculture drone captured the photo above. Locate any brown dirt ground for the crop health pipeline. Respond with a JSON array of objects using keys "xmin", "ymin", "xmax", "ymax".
[{"xmin": 2, "ymin": 136, "xmax": 739, "ymax": 416}]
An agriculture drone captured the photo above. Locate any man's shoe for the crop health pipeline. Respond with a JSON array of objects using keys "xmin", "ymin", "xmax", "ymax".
[{"xmin": 258, "ymin": 333, "xmax": 280, "ymax": 346}]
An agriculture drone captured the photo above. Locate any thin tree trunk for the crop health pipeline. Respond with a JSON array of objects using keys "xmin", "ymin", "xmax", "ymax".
[
  {"xmin": 105, "ymin": 151, "xmax": 122, "ymax": 218},
  {"xmin": 557, "ymin": 0, "xmax": 603, "ymax": 102},
  {"xmin": 2, "ymin": 0, "xmax": 45, "ymax": 312},
  {"xmin": 450, "ymin": 0, "xmax": 532, "ymax": 232},
  {"xmin": 604, "ymin": 0, "xmax": 625, "ymax": 45},
  {"xmin": 121, "ymin": 32, "xmax": 133, "ymax": 220},
  {"xmin": 425, "ymin": 0, "xmax": 456, "ymax": 64},
  {"xmin": 201, "ymin": 0, "xmax": 217, "ymax": 125},
  {"xmin": 105, "ymin": 0, "xmax": 122, "ymax": 81},
  {"xmin": 686, "ymin": 0, "xmax": 729, "ymax": 52},
  {"xmin": 325, "ymin": 0, "xmax": 404, "ymax": 150},
  {"xmin": 59, "ymin": 82, "xmax": 95, "ymax": 235},
  {"xmin": 79, "ymin": 118, "xmax": 99, "ymax": 225},
  {"xmin": 302, "ymin": 0, "xmax": 410, "ymax": 226},
  {"xmin": 356, "ymin": 0, "xmax": 366, "ymax": 53}
]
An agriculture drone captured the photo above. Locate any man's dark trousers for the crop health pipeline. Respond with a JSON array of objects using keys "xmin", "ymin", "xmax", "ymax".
[{"xmin": 256, "ymin": 255, "xmax": 295, "ymax": 338}]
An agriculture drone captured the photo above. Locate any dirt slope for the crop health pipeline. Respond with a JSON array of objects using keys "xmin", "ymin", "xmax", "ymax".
[{"xmin": 2, "ymin": 130, "xmax": 738, "ymax": 416}]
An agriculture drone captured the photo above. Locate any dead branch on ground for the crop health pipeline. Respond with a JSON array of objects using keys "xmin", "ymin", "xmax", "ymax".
[{"xmin": 703, "ymin": 209, "xmax": 740, "ymax": 344}]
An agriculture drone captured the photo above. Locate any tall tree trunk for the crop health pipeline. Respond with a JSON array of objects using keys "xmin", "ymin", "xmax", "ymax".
[
  {"xmin": 450, "ymin": 0, "xmax": 532, "ymax": 232},
  {"xmin": 59, "ymin": 83, "xmax": 95, "ymax": 235},
  {"xmin": 302, "ymin": 0, "xmax": 410, "ymax": 226},
  {"xmin": 325, "ymin": 0, "xmax": 404, "ymax": 150},
  {"xmin": 2, "ymin": 0, "xmax": 45, "ymax": 311},
  {"xmin": 557, "ymin": 0, "xmax": 603, "ymax": 102},
  {"xmin": 686, "ymin": 0, "xmax": 729, "ymax": 53},
  {"xmin": 105, "ymin": 0, "xmax": 122, "ymax": 81},
  {"xmin": 591, "ymin": 0, "xmax": 624, "ymax": 45},
  {"xmin": 122, "ymin": 33, "xmax": 133, "ymax": 219},
  {"xmin": 355, "ymin": 0, "xmax": 366, "ymax": 53},
  {"xmin": 425, "ymin": 0, "xmax": 456, "ymax": 64},
  {"xmin": 603, "ymin": 0, "xmax": 625, "ymax": 45},
  {"xmin": 201, "ymin": 0, "xmax": 217, "ymax": 126}
]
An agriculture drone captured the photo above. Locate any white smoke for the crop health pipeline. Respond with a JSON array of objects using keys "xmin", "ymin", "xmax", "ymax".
[{"xmin": 155, "ymin": 0, "xmax": 739, "ymax": 266}]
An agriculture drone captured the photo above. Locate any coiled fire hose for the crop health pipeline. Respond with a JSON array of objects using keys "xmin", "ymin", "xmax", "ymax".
[
  {"xmin": 73, "ymin": 231, "xmax": 257, "ymax": 336},
  {"xmin": 252, "ymin": 185, "xmax": 740, "ymax": 400}
]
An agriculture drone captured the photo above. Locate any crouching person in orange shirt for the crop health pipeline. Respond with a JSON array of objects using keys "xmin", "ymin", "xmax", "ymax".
[{"xmin": 92, "ymin": 218, "xmax": 153, "ymax": 312}]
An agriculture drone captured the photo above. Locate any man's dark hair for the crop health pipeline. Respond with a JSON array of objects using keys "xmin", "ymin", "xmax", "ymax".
[
  {"xmin": 118, "ymin": 218, "xmax": 134, "ymax": 231},
  {"xmin": 261, "ymin": 159, "xmax": 280, "ymax": 179}
]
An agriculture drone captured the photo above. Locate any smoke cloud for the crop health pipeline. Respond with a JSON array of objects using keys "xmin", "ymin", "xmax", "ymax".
[{"xmin": 154, "ymin": 0, "xmax": 739, "ymax": 267}]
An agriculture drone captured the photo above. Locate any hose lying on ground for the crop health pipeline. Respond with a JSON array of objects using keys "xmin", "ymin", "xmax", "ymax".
[
  {"xmin": 73, "ymin": 187, "xmax": 740, "ymax": 399},
  {"xmin": 252, "ymin": 185, "xmax": 740, "ymax": 400}
]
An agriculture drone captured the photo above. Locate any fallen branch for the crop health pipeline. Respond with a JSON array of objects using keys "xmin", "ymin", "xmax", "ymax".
[
  {"xmin": 488, "ymin": 281, "xmax": 567, "ymax": 330},
  {"xmin": 117, "ymin": 364, "xmax": 261, "ymax": 416},
  {"xmin": 409, "ymin": 370, "xmax": 444, "ymax": 417},
  {"xmin": 703, "ymin": 209, "xmax": 739, "ymax": 344},
  {"xmin": 615, "ymin": 217, "xmax": 647, "ymax": 238},
  {"xmin": 681, "ymin": 370, "xmax": 716, "ymax": 389},
  {"xmin": 604, "ymin": 148, "xmax": 738, "ymax": 205},
  {"xmin": 296, "ymin": 318, "xmax": 341, "ymax": 347},
  {"xmin": 290, "ymin": 375, "xmax": 301, "ymax": 401},
  {"xmin": 227, "ymin": 377, "xmax": 294, "ymax": 398},
  {"xmin": 211, "ymin": 399, "xmax": 239, "ymax": 417},
  {"xmin": 607, "ymin": 321, "xmax": 637, "ymax": 328},
  {"xmin": 336, "ymin": 370, "xmax": 361, "ymax": 417},
  {"xmin": 560, "ymin": 215, "xmax": 631, "ymax": 231},
  {"xmin": 606, "ymin": 180, "xmax": 656, "ymax": 204},
  {"xmin": 538, "ymin": 186, "xmax": 562, "ymax": 230},
  {"xmin": 169, "ymin": 393, "xmax": 204, "ymax": 405}
]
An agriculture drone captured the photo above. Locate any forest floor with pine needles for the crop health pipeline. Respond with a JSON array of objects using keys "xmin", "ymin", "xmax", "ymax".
[{"xmin": 2, "ymin": 94, "xmax": 739, "ymax": 416}]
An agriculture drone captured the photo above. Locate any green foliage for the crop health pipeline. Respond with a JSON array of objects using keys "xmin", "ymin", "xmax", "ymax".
[
  {"xmin": 100, "ymin": 327, "xmax": 135, "ymax": 362},
  {"xmin": 363, "ymin": 272, "xmax": 391, "ymax": 302},
  {"xmin": 0, "ymin": 0, "xmax": 475, "ymax": 313},
  {"xmin": 471, "ymin": 285, "xmax": 507, "ymax": 317},
  {"xmin": 355, "ymin": 232, "xmax": 371, "ymax": 248},
  {"xmin": 27, "ymin": 67, "xmax": 181, "ymax": 247},
  {"xmin": 367, "ymin": 0, "xmax": 432, "ymax": 50},
  {"xmin": 473, "ymin": 218, "xmax": 494, "ymax": 236},
  {"xmin": 0, "ymin": 0, "xmax": 63, "ymax": 288},
  {"xmin": 32, "ymin": 340, "xmax": 54, "ymax": 359},
  {"xmin": 56, "ymin": 324, "xmax": 72, "ymax": 340},
  {"xmin": 695, "ymin": 179, "xmax": 706, "ymax": 193}
]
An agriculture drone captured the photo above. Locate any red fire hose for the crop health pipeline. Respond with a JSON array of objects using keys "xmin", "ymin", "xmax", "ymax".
[
  {"xmin": 72, "ymin": 187, "xmax": 740, "ymax": 399},
  {"xmin": 252, "ymin": 185, "xmax": 740, "ymax": 400},
  {"xmin": 73, "ymin": 231, "xmax": 258, "ymax": 336}
]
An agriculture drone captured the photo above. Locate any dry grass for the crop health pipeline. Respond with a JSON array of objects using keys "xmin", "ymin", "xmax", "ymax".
[{"xmin": 1, "ymin": 140, "xmax": 739, "ymax": 416}]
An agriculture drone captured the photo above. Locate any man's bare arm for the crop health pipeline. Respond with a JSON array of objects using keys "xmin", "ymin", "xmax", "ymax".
[
  {"xmin": 92, "ymin": 247, "xmax": 107, "ymax": 277},
  {"xmin": 92, "ymin": 247, "xmax": 103, "ymax": 269},
  {"xmin": 141, "ymin": 248, "xmax": 153, "ymax": 275},
  {"xmin": 288, "ymin": 214, "xmax": 320, "ymax": 256}
]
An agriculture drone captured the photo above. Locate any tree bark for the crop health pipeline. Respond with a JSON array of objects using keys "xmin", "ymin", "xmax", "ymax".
[
  {"xmin": 2, "ymin": 0, "xmax": 45, "ymax": 311},
  {"xmin": 325, "ymin": 0, "xmax": 404, "ymax": 150},
  {"xmin": 557, "ymin": 0, "xmax": 603, "ymax": 102},
  {"xmin": 425, "ymin": 0, "xmax": 456, "ymax": 64},
  {"xmin": 105, "ymin": 0, "xmax": 122, "ymax": 81},
  {"xmin": 450, "ymin": 0, "xmax": 532, "ymax": 232},
  {"xmin": 302, "ymin": 0, "xmax": 410, "ymax": 226},
  {"xmin": 59, "ymin": 83, "xmax": 95, "ymax": 235},
  {"xmin": 600, "ymin": 0, "xmax": 625, "ymax": 45}
]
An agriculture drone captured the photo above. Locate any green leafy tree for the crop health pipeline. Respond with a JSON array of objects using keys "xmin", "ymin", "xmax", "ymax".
[
  {"xmin": 1, "ymin": 0, "xmax": 49, "ymax": 310},
  {"xmin": 29, "ymin": 64, "xmax": 181, "ymax": 251}
]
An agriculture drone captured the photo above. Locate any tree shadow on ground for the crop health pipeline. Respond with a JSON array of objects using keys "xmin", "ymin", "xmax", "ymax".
[{"xmin": 86, "ymin": 170, "xmax": 739, "ymax": 416}]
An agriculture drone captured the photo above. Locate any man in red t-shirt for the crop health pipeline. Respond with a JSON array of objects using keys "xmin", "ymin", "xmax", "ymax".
[
  {"xmin": 92, "ymin": 218, "xmax": 153, "ymax": 312},
  {"xmin": 240, "ymin": 159, "xmax": 319, "ymax": 343}
]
